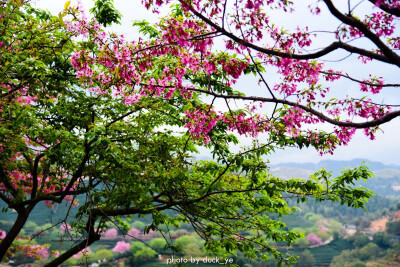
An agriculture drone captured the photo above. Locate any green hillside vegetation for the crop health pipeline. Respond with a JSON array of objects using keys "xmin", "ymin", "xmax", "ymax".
[
  {"xmin": 330, "ymin": 232, "xmax": 400, "ymax": 267},
  {"xmin": 1, "ymin": 163, "xmax": 399, "ymax": 266}
]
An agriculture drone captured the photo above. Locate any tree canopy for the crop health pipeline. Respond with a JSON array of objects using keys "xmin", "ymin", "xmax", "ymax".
[{"xmin": 0, "ymin": 0, "xmax": 399, "ymax": 266}]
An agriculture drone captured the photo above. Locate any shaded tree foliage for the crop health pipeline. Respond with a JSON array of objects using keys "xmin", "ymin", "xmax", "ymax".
[{"xmin": 1, "ymin": 0, "xmax": 399, "ymax": 266}]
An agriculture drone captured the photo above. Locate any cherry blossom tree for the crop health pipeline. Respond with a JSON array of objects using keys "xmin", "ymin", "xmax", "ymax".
[
  {"xmin": 0, "ymin": 0, "xmax": 399, "ymax": 266},
  {"xmin": 112, "ymin": 241, "xmax": 130, "ymax": 254},
  {"xmin": 103, "ymin": 228, "xmax": 118, "ymax": 239},
  {"xmin": 306, "ymin": 233, "xmax": 323, "ymax": 245}
]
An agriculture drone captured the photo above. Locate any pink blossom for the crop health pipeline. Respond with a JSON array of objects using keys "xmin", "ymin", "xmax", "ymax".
[
  {"xmin": 22, "ymin": 244, "xmax": 50, "ymax": 260},
  {"xmin": 306, "ymin": 233, "xmax": 323, "ymax": 245},
  {"xmin": 127, "ymin": 227, "xmax": 141, "ymax": 238},
  {"xmin": 0, "ymin": 229, "xmax": 6, "ymax": 239},
  {"xmin": 104, "ymin": 228, "xmax": 118, "ymax": 239},
  {"xmin": 112, "ymin": 241, "xmax": 130, "ymax": 254},
  {"xmin": 317, "ymin": 225, "xmax": 329, "ymax": 232}
]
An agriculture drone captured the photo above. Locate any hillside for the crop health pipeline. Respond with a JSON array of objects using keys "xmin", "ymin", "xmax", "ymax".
[{"xmin": 270, "ymin": 159, "xmax": 400, "ymax": 196}]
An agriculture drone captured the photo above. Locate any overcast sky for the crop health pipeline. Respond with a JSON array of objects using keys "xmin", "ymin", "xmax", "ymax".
[{"xmin": 33, "ymin": 0, "xmax": 400, "ymax": 166}]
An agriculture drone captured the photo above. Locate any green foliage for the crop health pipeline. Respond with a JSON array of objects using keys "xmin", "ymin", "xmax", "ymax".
[
  {"xmin": 132, "ymin": 221, "xmax": 146, "ymax": 231},
  {"xmin": 132, "ymin": 20, "xmax": 161, "ymax": 38},
  {"xmin": 359, "ymin": 243, "xmax": 379, "ymax": 261},
  {"xmin": 90, "ymin": 0, "xmax": 122, "ymax": 27},
  {"xmin": 294, "ymin": 238, "xmax": 309, "ymax": 248},
  {"xmin": 94, "ymin": 249, "xmax": 113, "ymax": 261},
  {"xmin": 174, "ymin": 235, "xmax": 200, "ymax": 249},
  {"xmin": 386, "ymin": 220, "xmax": 400, "ymax": 235},
  {"xmin": 23, "ymin": 221, "xmax": 39, "ymax": 234},
  {"xmin": 133, "ymin": 247, "xmax": 158, "ymax": 262},
  {"xmin": 130, "ymin": 241, "xmax": 146, "ymax": 253},
  {"xmin": 183, "ymin": 243, "xmax": 205, "ymax": 257},
  {"xmin": 0, "ymin": 1, "xmax": 381, "ymax": 266},
  {"xmin": 296, "ymin": 250, "xmax": 315, "ymax": 267},
  {"xmin": 352, "ymin": 233, "xmax": 370, "ymax": 248},
  {"xmin": 149, "ymin": 238, "xmax": 167, "ymax": 252},
  {"xmin": 373, "ymin": 232, "xmax": 391, "ymax": 248}
]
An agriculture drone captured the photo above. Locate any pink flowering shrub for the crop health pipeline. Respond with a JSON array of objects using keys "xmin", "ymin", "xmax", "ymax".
[
  {"xmin": 317, "ymin": 225, "xmax": 329, "ymax": 232},
  {"xmin": 104, "ymin": 228, "xmax": 118, "ymax": 238},
  {"xmin": 112, "ymin": 241, "xmax": 130, "ymax": 254},
  {"xmin": 127, "ymin": 227, "xmax": 141, "ymax": 238},
  {"xmin": 21, "ymin": 244, "xmax": 50, "ymax": 260},
  {"xmin": 306, "ymin": 233, "xmax": 323, "ymax": 245}
]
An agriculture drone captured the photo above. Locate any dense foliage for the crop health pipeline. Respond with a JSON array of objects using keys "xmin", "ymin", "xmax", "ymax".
[{"xmin": 1, "ymin": 0, "xmax": 399, "ymax": 266}]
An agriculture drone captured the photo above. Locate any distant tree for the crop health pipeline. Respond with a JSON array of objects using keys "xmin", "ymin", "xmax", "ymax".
[
  {"xmin": 133, "ymin": 247, "xmax": 158, "ymax": 262},
  {"xmin": 174, "ymin": 235, "xmax": 201, "ymax": 248},
  {"xmin": 103, "ymin": 228, "xmax": 118, "ymax": 239},
  {"xmin": 149, "ymin": 238, "xmax": 167, "ymax": 252},
  {"xmin": 184, "ymin": 243, "xmax": 205, "ymax": 257},
  {"xmin": 94, "ymin": 249, "xmax": 113, "ymax": 261},
  {"xmin": 373, "ymin": 232, "xmax": 391, "ymax": 248},
  {"xmin": 295, "ymin": 238, "xmax": 309, "ymax": 248},
  {"xmin": 331, "ymin": 250, "xmax": 360, "ymax": 267},
  {"xmin": 112, "ymin": 241, "xmax": 130, "ymax": 254},
  {"xmin": 359, "ymin": 243, "xmax": 379, "ymax": 261},
  {"xmin": 130, "ymin": 241, "xmax": 146, "ymax": 254},
  {"xmin": 353, "ymin": 233, "xmax": 370, "ymax": 248},
  {"xmin": 306, "ymin": 233, "xmax": 323, "ymax": 245},
  {"xmin": 386, "ymin": 221, "xmax": 400, "ymax": 235},
  {"xmin": 296, "ymin": 250, "xmax": 315, "ymax": 267}
]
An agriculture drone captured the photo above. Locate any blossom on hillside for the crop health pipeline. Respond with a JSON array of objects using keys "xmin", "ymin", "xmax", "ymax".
[
  {"xmin": 306, "ymin": 233, "xmax": 323, "ymax": 245},
  {"xmin": 104, "ymin": 228, "xmax": 118, "ymax": 238},
  {"xmin": 112, "ymin": 241, "xmax": 130, "ymax": 254}
]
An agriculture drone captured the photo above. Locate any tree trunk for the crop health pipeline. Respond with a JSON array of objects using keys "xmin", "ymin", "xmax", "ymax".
[
  {"xmin": 44, "ymin": 231, "xmax": 101, "ymax": 267},
  {"xmin": 0, "ymin": 209, "xmax": 29, "ymax": 261}
]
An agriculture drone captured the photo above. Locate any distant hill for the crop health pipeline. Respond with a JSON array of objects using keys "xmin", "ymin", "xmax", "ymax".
[
  {"xmin": 270, "ymin": 159, "xmax": 400, "ymax": 196},
  {"xmin": 272, "ymin": 158, "xmax": 400, "ymax": 175}
]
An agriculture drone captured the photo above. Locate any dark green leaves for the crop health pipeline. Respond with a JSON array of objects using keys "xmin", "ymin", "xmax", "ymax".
[{"xmin": 90, "ymin": 0, "xmax": 122, "ymax": 27}]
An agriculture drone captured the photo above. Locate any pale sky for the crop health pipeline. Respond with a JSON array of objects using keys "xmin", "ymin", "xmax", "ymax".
[{"xmin": 33, "ymin": 0, "xmax": 400, "ymax": 165}]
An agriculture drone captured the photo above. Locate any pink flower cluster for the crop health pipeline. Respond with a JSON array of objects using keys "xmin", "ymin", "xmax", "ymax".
[
  {"xmin": 22, "ymin": 244, "xmax": 50, "ymax": 260},
  {"xmin": 185, "ymin": 107, "xmax": 221, "ymax": 144},
  {"xmin": 306, "ymin": 233, "xmax": 323, "ymax": 245},
  {"xmin": 60, "ymin": 0, "xmax": 395, "ymax": 157},
  {"xmin": 103, "ymin": 228, "xmax": 118, "ymax": 238},
  {"xmin": 126, "ymin": 227, "xmax": 156, "ymax": 239},
  {"xmin": 317, "ymin": 225, "xmax": 329, "ymax": 232},
  {"xmin": 0, "ymin": 229, "xmax": 6, "ymax": 239},
  {"xmin": 112, "ymin": 241, "xmax": 131, "ymax": 254}
]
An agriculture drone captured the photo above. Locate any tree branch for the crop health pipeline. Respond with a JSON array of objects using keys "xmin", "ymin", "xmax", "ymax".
[
  {"xmin": 31, "ymin": 153, "xmax": 45, "ymax": 199},
  {"xmin": 179, "ymin": 0, "xmax": 395, "ymax": 65},
  {"xmin": 322, "ymin": 0, "xmax": 400, "ymax": 67},
  {"xmin": 44, "ymin": 216, "xmax": 101, "ymax": 267},
  {"xmin": 368, "ymin": 0, "xmax": 400, "ymax": 17},
  {"xmin": 186, "ymin": 87, "xmax": 400, "ymax": 128}
]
